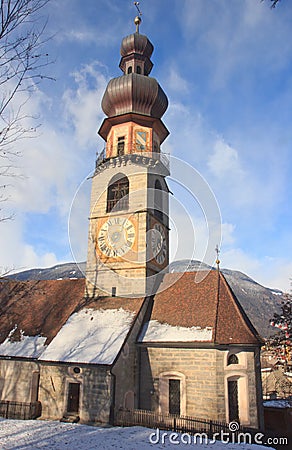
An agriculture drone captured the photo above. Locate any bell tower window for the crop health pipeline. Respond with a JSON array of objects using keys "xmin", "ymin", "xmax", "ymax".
[
  {"xmin": 136, "ymin": 65, "xmax": 141, "ymax": 74},
  {"xmin": 117, "ymin": 136, "xmax": 125, "ymax": 156},
  {"xmin": 107, "ymin": 174, "xmax": 129, "ymax": 212}
]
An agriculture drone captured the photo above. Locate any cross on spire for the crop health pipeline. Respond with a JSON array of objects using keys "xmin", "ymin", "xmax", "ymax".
[
  {"xmin": 215, "ymin": 245, "xmax": 221, "ymax": 270},
  {"xmin": 134, "ymin": 2, "xmax": 142, "ymax": 32}
]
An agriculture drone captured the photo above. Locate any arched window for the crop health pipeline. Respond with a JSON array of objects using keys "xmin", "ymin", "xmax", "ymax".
[
  {"xmin": 228, "ymin": 379, "xmax": 239, "ymax": 422},
  {"xmin": 228, "ymin": 354, "xmax": 239, "ymax": 365},
  {"xmin": 154, "ymin": 179, "xmax": 163, "ymax": 221},
  {"xmin": 107, "ymin": 174, "xmax": 129, "ymax": 212},
  {"xmin": 136, "ymin": 65, "xmax": 141, "ymax": 74},
  {"xmin": 127, "ymin": 66, "xmax": 132, "ymax": 74}
]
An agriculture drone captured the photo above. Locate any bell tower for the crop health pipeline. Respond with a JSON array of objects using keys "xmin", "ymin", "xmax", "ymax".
[{"xmin": 86, "ymin": 16, "xmax": 170, "ymax": 297}]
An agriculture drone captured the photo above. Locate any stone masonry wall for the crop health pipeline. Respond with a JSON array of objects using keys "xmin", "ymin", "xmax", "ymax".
[
  {"xmin": 0, "ymin": 358, "xmax": 112, "ymax": 424},
  {"xmin": 139, "ymin": 346, "xmax": 260, "ymax": 427}
]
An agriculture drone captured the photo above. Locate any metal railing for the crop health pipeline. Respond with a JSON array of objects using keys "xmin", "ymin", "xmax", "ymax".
[
  {"xmin": 95, "ymin": 148, "xmax": 170, "ymax": 171},
  {"xmin": 115, "ymin": 408, "xmax": 261, "ymax": 440},
  {"xmin": 0, "ymin": 400, "xmax": 42, "ymax": 420}
]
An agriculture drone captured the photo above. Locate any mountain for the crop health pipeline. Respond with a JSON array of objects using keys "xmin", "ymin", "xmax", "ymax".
[
  {"xmin": 4, "ymin": 260, "xmax": 282, "ymax": 338},
  {"xmin": 5, "ymin": 262, "xmax": 86, "ymax": 281}
]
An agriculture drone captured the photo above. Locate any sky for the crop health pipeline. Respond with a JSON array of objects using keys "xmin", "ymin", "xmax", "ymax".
[{"xmin": 0, "ymin": 0, "xmax": 292, "ymax": 291}]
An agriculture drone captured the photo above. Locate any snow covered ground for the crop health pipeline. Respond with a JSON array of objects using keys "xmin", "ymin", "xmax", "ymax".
[{"xmin": 0, "ymin": 419, "xmax": 275, "ymax": 449}]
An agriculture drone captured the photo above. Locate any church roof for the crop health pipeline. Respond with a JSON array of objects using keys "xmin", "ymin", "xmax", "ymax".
[
  {"xmin": 0, "ymin": 278, "xmax": 144, "ymax": 364},
  {"xmin": 138, "ymin": 271, "xmax": 262, "ymax": 346},
  {"xmin": 0, "ymin": 270, "xmax": 261, "ymax": 364}
]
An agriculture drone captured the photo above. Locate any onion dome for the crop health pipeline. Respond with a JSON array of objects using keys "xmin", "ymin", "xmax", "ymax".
[{"xmin": 101, "ymin": 30, "xmax": 168, "ymax": 120}]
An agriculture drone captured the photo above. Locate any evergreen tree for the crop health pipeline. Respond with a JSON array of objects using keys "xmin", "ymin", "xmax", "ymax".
[{"xmin": 268, "ymin": 292, "xmax": 292, "ymax": 364}]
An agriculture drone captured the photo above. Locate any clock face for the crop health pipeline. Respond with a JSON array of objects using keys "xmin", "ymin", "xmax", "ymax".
[
  {"xmin": 97, "ymin": 217, "xmax": 135, "ymax": 258},
  {"xmin": 150, "ymin": 222, "xmax": 167, "ymax": 265}
]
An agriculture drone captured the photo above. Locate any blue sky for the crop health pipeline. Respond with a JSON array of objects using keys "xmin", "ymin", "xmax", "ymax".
[{"xmin": 1, "ymin": 0, "xmax": 292, "ymax": 291}]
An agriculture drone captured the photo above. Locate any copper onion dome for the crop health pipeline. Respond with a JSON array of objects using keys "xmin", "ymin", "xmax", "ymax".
[{"xmin": 101, "ymin": 29, "xmax": 168, "ymax": 119}]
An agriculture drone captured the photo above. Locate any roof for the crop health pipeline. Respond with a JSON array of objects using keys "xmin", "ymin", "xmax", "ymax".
[
  {"xmin": 138, "ymin": 271, "xmax": 261, "ymax": 345},
  {"xmin": 0, "ymin": 270, "xmax": 261, "ymax": 364},
  {"xmin": 0, "ymin": 278, "xmax": 144, "ymax": 363}
]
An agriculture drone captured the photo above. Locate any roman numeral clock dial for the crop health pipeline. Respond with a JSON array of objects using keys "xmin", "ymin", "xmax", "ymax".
[
  {"xmin": 97, "ymin": 217, "xmax": 136, "ymax": 259},
  {"xmin": 150, "ymin": 222, "xmax": 167, "ymax": 266}
]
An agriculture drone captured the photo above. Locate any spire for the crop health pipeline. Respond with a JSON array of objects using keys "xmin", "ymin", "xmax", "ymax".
[
  {"xmin": 100, "ymin": 8, "xmax": 168, "ymax": 120},
  {"xmin": 215, "ymin": 245, "xmax": 221, "ymax": 272}
]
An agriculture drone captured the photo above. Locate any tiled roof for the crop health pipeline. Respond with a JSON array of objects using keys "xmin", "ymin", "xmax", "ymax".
[
  {"xmin": 0, "ymin": 279, "xmax": 86, "ymax": 346},
  {"xmin": 139, "ymin": 271, "xmax": 261, "ymax": 345},
  {"xmin": 0, "ymin": 269, "xmax": 261, "ymax": 362},
  {"xmin": 0, "ymin": 278, "xmax": 144, "ymax": 362}
]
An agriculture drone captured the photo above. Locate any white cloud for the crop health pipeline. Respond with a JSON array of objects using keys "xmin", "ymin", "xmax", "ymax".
[
  {"xmin": 166, "ymin": 66, "xmax": 190, "ymax": 95},
  {"xmin": 0, "ymin": 60, "xmax": 110, "ymax": 272},
  {"xmin": 221, "ymin": 248, "xmax": 292, "ymax": 292},
  {"xmin": 0, "ymin": 219, "xmax": 59, "ymax": 274},
  {"xmin": 207, "ymin": 139, "xmax": 244, "ymax": 179},
  {"xmin": 62, "ymin": 61, "xmax": 108, "ymax": 148}
]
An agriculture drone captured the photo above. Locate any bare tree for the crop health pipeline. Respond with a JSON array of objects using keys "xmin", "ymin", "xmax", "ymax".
[
  {"xmin": 0, "ymin": 0, "xmax": 53, "ymax": 221},
  {"xmin": 262, "ymin": 0, "xmax": 281, "ymax": 7}
]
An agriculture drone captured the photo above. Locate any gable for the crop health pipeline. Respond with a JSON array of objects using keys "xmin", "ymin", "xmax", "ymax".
[{"xmin": 139, "ymin": 271, "xmax": 261, "ymax": 345}]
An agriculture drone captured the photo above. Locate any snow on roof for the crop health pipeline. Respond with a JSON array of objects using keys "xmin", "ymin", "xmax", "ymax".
[
  {"xmin": 139, "ymin": 320, "xmax": 213, "ymax": 342},
  {"xmin": 0, "ymin": 328, "xmax": 46, "ymax": 358},
  {"xmin": 263, "ymin": 400, "xmax": 292, "ymax": 409},
  {"xmin": 40, "ymin": 308, "xmax": 136, "ymax": 364}
]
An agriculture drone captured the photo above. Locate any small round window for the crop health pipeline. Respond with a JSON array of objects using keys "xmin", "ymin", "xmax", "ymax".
[{"xmin": 73, "ymin": 367, "xmax": 81, "ymax": 374}]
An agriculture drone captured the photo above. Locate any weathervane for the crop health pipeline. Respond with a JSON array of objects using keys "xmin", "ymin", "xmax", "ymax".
[{"xmin": 134, "ymin": 1, "xmax": 142, "ymax": 33}]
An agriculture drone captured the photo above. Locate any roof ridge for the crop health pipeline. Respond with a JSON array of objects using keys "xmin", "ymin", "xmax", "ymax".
[{"xmin": 218, "ymin": 272, "xmax": 263, "ymax": 344}]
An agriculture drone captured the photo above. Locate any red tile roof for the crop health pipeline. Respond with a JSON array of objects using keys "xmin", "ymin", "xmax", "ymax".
[
  {"xmin": 142, "ymin": 271, "xmax": 261, "ymax": 345},
  {"xmin": 0, "ymin": 269, "xmax": 261, "ymax": 360},
  {"xmin": 0, "ymin": 279, "xmax": 86, "ymax": 345}
]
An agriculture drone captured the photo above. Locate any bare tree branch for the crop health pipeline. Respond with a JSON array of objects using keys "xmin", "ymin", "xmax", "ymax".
[
  {"xmin": 0, "ymin": 0, "xmax": 53, "ymax": 222},
  {"xmin": 262, "ymin": 0, "xmax": 281, "ymax": 8}
]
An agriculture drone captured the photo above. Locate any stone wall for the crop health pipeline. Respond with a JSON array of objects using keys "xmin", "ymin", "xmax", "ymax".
[
  {"xmin": 0, "ymin": 358, "xmax": 113, "ymax": 424},
  {"xmin": 112, "ymin": 297, "xmax": 152, "ymax": 413},
  {"xmin": 139, "ymin": 346, "xmax": 260, "ymax": 428}
]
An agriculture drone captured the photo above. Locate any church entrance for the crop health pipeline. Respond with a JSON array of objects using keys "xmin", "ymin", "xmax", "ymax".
[{"xmin": 67, "ymin": 382, "xmax": 80, "ymax": 414}]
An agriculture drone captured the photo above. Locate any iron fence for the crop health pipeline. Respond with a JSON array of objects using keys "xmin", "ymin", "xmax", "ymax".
[
  {"xmin": 115, "ymin": 408, "xmax": 260, "ymax": 440},
  {"xmin": 0, "ymin": 401, "xmax": 41, "ymax": 420}
]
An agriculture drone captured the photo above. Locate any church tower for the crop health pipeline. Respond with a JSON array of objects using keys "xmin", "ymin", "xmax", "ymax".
[{"xmin": 86, "ymin": 16, "xmax": 170, "ymax": 297}]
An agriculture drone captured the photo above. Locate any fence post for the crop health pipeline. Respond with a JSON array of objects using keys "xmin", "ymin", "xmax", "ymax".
[
  {"xmin": 173, "ymin": 417, "xmax": 176, "ymax": 432},
  {"xmin": 5, "ymin": 401, "xmax": 9, "ymax": 419},
  {"xmin": 209, "ymin": 420, "xmax": 213, "ymax": 437}
]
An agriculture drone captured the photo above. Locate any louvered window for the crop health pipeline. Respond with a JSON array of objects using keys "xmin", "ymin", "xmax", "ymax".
[{"xmin": 107, "ymin": 176, "xmax": 129, "ymax": 212}]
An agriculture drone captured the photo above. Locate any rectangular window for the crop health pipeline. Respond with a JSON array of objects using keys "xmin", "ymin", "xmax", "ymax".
[
  {"xmin": 117, "ymin": 136, "xmax": 125, "ymax": 156},
  {"xmin": 169, "ymin": 379, "xmax": 180, "ymax": 415}
]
